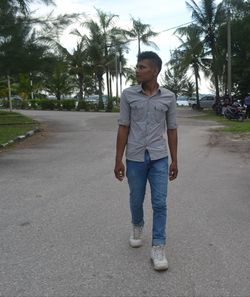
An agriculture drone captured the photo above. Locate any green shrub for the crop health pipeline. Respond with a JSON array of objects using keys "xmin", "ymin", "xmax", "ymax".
[
  {"xmin": 106, "ymin": 97, "xmax": 114, "ymax": 112},
  {"xmin": 1, "ymin": 99, "xmax": 9, "ymax": 108},
  {"xmin": 98, "ymin": 99, "xmax": 105, "ymax": 110},
  {"xmin": 0, "ymin": 99, "xmax": 25, "ymax": 109},
  {"xmin": 21, "ymin": 100, "xmax": 29, "ymax": 109},
  {"xmin": 28, "ymin": 99, "xmax": 63, "ymax": 110},
  {"xmin": 54, "ymin": 100, "xmax": 62, "ymax": 110},
  {"xmin": 90, "ymin": 102, "xmax": 98, "ymax": 111},
  {"xmin": 40, "ymin": 99, "xmax": 56, "ymax": 110},
  {"xmin": 76, "ymin": 100, "xmax": 86, "ymax": 110},
  {"xmin": 112, "ymin": 105, "xmax": 120, "ymax": 112},
  {"xmin": 29, "ymin": 99, "xmax": 39, "ymax": 109},
  {"xmin": 77, "ymin": 100, "xmax": 98, "ymax": 111},
  {"xmin": 61, "ymin": 99, "xmax": 76, "ymax": 111},
  {"xmin": 11, "ymin": 99, "xmax": 22, "ymax": 109}
]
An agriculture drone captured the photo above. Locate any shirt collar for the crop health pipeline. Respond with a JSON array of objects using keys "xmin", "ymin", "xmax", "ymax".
[{"xmin": 137, "ymin": 84, "xmax": 162, "ymax": 95}]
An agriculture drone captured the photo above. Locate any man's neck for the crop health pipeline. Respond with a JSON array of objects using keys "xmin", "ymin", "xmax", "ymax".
[{"xmin": 142, "ymin": 81, "xmax": 159, "ymax": 96}]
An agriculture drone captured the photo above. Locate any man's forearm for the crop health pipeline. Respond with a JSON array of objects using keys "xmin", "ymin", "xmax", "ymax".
[
  {"xmin": 167, "ymin": 128, "xmax": 178, "ymax": 163},
  {"xmin": 115, "ymin": 125, "xmax": 129, "ymax": 162},
  {"xmin": 114, "ymin": 125, "xmax": 129, "ymax": 181}
]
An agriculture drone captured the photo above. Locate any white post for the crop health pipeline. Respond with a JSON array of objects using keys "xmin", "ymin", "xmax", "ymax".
[
  {"xmin": 7, "ymin": 75, "xmax": 12, "ymax": 112},
  {"xmin": 30, "ymin": 72, "xmax": 34, "ymax": 100}
]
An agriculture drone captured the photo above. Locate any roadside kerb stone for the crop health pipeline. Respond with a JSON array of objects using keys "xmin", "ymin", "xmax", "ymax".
[
  {"xmin": 0, "ymin": 127, "xmax": 40, "ymax": 148},
  {"xmin": 15, "ymin": 135, "xmax": 26, "ymax": 141}
]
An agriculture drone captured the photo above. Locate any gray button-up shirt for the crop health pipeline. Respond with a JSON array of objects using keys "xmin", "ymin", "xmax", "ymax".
[{"xmin": 118, "ymin": 84, "xmax": 177, "ymax": 162}]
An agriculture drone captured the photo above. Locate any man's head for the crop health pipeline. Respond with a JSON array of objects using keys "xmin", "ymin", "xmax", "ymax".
[{"xmin": 136, "ymin": 51, "xmax": 162, "ymax": 84}]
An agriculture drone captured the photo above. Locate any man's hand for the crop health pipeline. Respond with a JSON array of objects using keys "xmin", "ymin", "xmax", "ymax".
[
  {"xmin": 169, "ymin": 161, "xmax": 178, "ymax": 181},
  {"xmin": 114, "ymin": 161, "xmax": 125, "ymax": 181},
  {"xmin": 114, "ymin": 125, "xmax": 129, "ymax": 181}
]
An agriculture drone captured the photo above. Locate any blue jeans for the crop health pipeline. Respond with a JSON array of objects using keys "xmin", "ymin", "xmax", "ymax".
[{"xmin": 126, "ymin": 151, "xmax": 168, "ymax": 246}]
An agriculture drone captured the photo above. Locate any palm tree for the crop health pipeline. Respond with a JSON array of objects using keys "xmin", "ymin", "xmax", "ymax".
[
  {"xmin": 182, "ymin": 81, "xmax": 196, "ymax": 98},
  {"xmin": 0, "ymin": 1, "xmax": 52, "ymax": 110},
  {"xmin": 106, "ymin": 33, "xmax": 128, "ymax": 107},
  {"xmin": 0, "ymin": 0, "xmax": 71, "ymax": 110},
  {"xmin": 69, "ymin": 41, "xmax": 89, "ymax": 100},
  {"xmin": 43, "ymin": 57, "xmax": 74, "ymax": 100},
  {"xmin": 84, "ymin": 9, "xmax": 126, "ymax": 109},
  {"xmin": 123, "ymin": 17, "xmax": 159, "ymax": 55},
  {"xmin": 185, "ymin": 0, "xmax": 225, "ymax": 97},
  {"xmin": 161, "ymin": 65, "xmax": 194, "ymax": 97},
  {"xmin": 124, "ymin": 67, "xmax": 137, "ymax": 86},
  {"xmin": 222, "ymin": 0, "xmax": 250, "ymax": 19},
  {"xmin": 170, "ymin": 25, "xmax": 210, "ymax": 109},
  {"xmin": 55, "ymin": 34, "xmax": 90, "ymax": 100},
  {"xmin": 5, "ymin": 0, "xmax": 54, "ymax": 14},
  {"xmin": 83, "ymin": 20, "xmax": 106, "ymax": 109},
  {"xmin": 90, "ymin": 9, "xmax": 118, "ymax": 99},
  {"xmin": 218, "ymin": 0, "xmax": 250, "ymax": 97}
]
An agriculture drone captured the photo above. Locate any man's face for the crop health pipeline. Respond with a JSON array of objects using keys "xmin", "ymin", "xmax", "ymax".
[{"xmin": 136, "ymin": 59, "xmax": 158, "ymax": 84}]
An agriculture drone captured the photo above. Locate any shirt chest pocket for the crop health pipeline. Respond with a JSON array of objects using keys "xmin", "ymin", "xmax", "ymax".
[
  {"xmin": 130, "ymin": 102, "xmax": 145, "ymax": 122},
  {"xmin": 153, "ymin": 103, "xmax": 168, "ymax": 123}
]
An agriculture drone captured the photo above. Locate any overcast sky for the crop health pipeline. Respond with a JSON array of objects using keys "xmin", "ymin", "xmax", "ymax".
[{"xmin": 31, "ymin": 0, "xmax": 221, "ymax": 92}]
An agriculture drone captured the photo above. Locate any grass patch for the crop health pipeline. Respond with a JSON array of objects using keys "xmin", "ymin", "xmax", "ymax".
[
  {"xmin": 194, "ymin": 110, "xmax": 250, "ymax": 133},
  {"xmin": 0, "ymin": 110, "xmax": 38, "ymax": 145}
]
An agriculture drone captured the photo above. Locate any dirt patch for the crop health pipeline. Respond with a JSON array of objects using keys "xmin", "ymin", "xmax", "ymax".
[{"xmin": 208, "ymin": 131, "xmax": 250, "ymax": 160}]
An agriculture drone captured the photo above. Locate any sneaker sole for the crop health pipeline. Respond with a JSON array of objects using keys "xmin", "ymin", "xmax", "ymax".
[
  {"xmin": 150, "ymin": 258, "xmax": 168, "ymax": 271},
  {"xmin": 129, "ymin": 239, "xmax": 143, "ymax": 248}
]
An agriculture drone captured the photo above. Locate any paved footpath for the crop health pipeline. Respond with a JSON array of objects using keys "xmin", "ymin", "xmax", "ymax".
[{"xmin": 0, "ymin": 109, "xmax": 249, "ymax": 297}]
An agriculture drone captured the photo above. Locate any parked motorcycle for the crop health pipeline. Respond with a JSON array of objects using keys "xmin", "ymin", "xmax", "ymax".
[{"xmin": 224, "ymin": 102, "xmax": 246, "ymax": 121}]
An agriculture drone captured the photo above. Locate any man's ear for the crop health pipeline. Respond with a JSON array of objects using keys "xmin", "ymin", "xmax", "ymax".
[
  {"xmin": 153, "ymin": 67, "xmax": 159, "ymax": 77},
  {"xmin": 155, "ymin": 65, "xmax": 161, "ymax": 76}
]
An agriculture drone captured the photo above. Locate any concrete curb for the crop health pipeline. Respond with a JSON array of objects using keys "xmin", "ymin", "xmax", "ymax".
[{"xmin": 0, "ymin": 127, "xmax": 41, "ymax": 149}]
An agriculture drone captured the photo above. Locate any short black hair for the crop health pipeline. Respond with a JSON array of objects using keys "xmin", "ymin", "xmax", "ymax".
[{"xmin": 137, "ymin": 51, "xmax": 162, "ymax": 73}]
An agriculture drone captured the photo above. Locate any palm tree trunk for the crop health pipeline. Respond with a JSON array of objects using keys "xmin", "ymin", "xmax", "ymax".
[
  {"xmin": 97, "ymin": 74, "xmax": 104, "ymax": 110},
  {"xmin": 56, "ymin": 91, "xmax": 61, "ymax": 101},
  {"xmin": 194, "ymin": 65, "xmax": 200, "ymax": 109},
  {"xmin": 109, "ymin": 72, "xmax": 113, "ymax": 98},
  {"xmin": 138, "ymin": 37, "xmax": 141, "ymax": 55},
  {"xmin": 211, "ymin": 41, "xmax": 220, "ymax": 98},
  {"xmin": 78, "ymin": 74, "xmax": 84, "ymax": 100},
  {"xmin": 119, "ymin": 60, "xmax": 122, "ymax": 100},
  {"xmin": 106, "ymin": 69, "xmax": 110, "ymax": 98},
  {"xmin": 115, "ymin": 54, "xmax": 119, "ymax": 104}
]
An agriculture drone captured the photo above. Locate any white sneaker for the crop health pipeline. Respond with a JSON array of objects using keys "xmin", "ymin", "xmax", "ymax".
[
  {"xmin": 129, "ymin": 225, "xmax": 143, "ymax": 248},
  {"xmin": 151, "ymin": 245, "xmax": 168, "ymax": 271}
]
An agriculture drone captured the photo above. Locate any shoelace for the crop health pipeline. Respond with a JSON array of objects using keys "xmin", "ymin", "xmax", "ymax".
[
  {"xmin": 133, "ymin": 226, "xmax": 143, "ymax": 239},
  {"xmin": 153, "ymin": 246, "xmax": 165, "ymax": 261}
]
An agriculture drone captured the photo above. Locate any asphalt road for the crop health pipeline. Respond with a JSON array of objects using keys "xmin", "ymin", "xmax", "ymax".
[{"xmin": 0, "ymin": 109, "xmax": 249, "ymax": 297}]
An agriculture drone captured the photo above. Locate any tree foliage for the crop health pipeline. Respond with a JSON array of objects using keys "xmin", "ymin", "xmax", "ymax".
[
  {"xmin": 161, "ymin": 65, "xmax": 195, "ymax": 97},
  {"xmin": 1, "ymin": 0, "xmax": 250, "ymax": 108},
  {"xmin": 122, "ymin": 17, "xmax": 158, "ymax": 55}
]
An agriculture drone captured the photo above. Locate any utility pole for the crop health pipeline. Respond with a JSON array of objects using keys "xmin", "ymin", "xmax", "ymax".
[
  {"xmin": 119, "ymin": 58, "xmax": 122, "ymax": 99},
  {"xmin": 7, "ymin": 75, "xmax": 12, "ymax": 112},
  {"xmin": 115, "ymin": 53, "xmax": 119, "ymax": 105},
  {"xmin": 227, "ymin": 7, "xmax": 232, "ymax": 101}
]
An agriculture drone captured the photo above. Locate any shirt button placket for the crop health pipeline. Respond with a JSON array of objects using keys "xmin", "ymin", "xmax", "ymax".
[{"xmin": 145, "ymin": 98, "xmax": 151, "ymax": 150}]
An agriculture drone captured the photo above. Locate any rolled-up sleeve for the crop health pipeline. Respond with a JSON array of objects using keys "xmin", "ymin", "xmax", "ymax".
[
  {"xmin": 166, "ymin": 94, "xmax": 177, "ymax": 129},
  {"xmin": 118, "ymin": 91, "xmax": 130, "ymax": 126}
]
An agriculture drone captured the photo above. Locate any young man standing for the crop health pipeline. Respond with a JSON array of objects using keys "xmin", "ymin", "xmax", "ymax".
[{"xmin": 114, "ymin": 51, "xmax": 178, "ymax": 271}]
